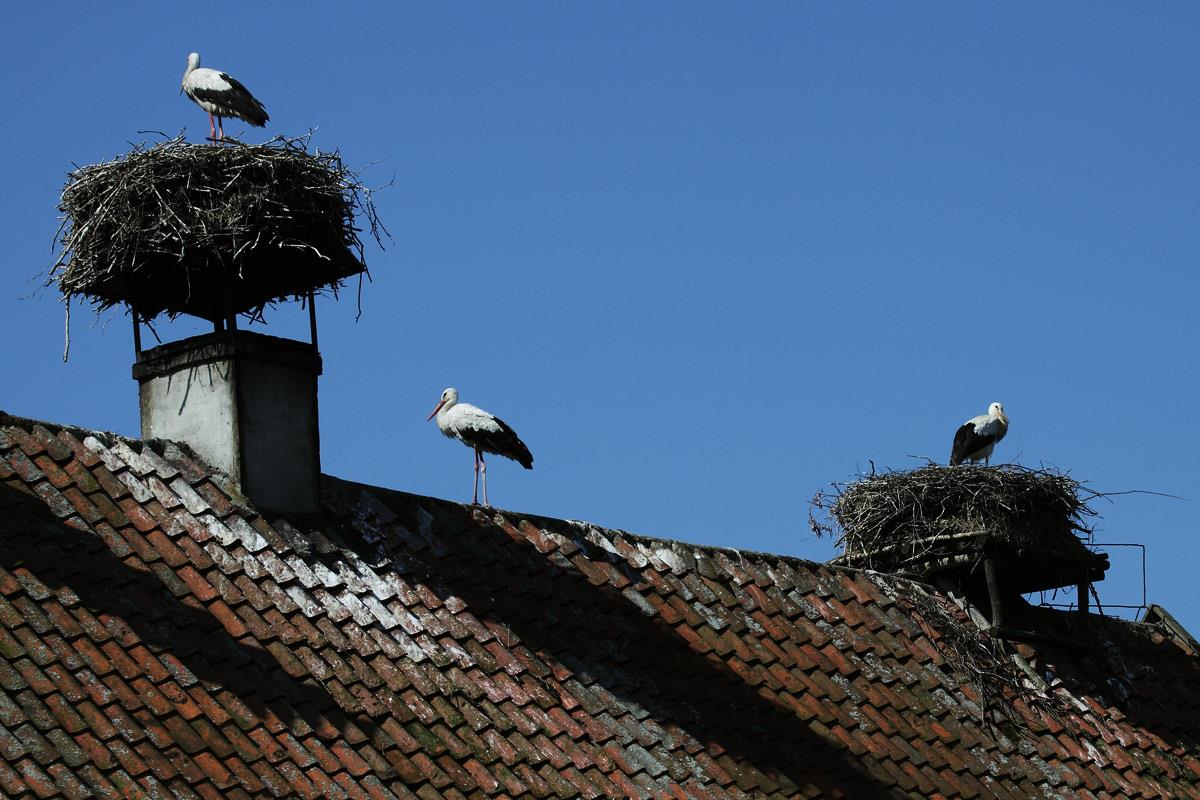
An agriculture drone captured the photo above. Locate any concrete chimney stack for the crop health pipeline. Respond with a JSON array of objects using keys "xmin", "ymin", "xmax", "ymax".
[{"xmin": 132, "ymin": 330, "xmax": 322, "ymax": 515}]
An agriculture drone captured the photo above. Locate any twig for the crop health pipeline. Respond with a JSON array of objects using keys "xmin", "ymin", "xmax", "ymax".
[{"xmin": 62, "ymin": 296, "xmax": 70, "ymax": 362}]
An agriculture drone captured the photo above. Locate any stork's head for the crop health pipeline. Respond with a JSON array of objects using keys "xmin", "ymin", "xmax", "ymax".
[
  {"xmin": 182, "ymin": 52, "xmax": 201, "ymax": 88},
  {"xmin": 989, "ymin": 402, "xmax": 1007, "ymax": 421},
  {"xmin": 427, "ymin": 387, "xmax": 459, "ymax": 421}
]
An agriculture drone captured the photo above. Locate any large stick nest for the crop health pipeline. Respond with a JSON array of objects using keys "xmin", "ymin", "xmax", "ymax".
[
  {"xmin": 811, "ymin": 465, "xmax": 1101, "ymax": 575},
  {"xmin": 49, "ymin": 134, "xmax": 385, "ymax": 323}
]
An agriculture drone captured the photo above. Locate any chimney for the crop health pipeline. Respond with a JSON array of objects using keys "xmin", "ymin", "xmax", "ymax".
[{"xmin": 132, "ymin": 330, "xmax": 323, "ymax": 515}]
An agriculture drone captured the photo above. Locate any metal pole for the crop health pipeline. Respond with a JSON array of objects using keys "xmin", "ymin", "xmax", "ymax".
[
  {"xmin": 1077, "ymin": 581, "xmax": 1090, "ymax": 631},
  {"xmin": 132, "ymin": 313, "xmax": 143, "ymax": 358},
  {"xmin": 308, "ymin": 291, "xmax": 319, "ymax": 349}
]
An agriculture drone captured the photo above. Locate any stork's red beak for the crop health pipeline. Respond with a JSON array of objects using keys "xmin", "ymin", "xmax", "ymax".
[{"xmin": 427, "ymin": 399, "xmax": 446, "ymax": 422}]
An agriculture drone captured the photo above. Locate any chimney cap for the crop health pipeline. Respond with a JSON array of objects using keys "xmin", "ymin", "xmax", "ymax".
[{"xmin": 132, "ymin": 329, "xmax": 321, "ymax": 382}]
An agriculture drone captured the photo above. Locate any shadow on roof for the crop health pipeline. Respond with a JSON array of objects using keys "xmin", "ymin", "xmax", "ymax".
[{"xmin": 327, "ymin": 478, "xmax": 896, "ymax": 798}]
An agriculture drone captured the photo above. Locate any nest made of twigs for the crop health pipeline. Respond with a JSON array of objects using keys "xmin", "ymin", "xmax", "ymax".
[
  {"xmin": 811, "ymin": 465, "xmax": 1100, "ymax": 573},
  {"xmin": 49, "ymin": 134, "xmax": 385, "ymax": 323}
]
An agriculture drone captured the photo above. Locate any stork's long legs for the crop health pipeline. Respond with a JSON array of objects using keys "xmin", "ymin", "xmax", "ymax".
[
  {"xmin": 206, "ymin": 112, "xmax": 216, "ymax": 140},
  {"xmin": 469, "ymin": 448, "xmax": 491, "ymax": 507},
  {"xmin": 480, "ymin": 452, "xmax": 489, "ymax": 507},
  {"xmin": 472, "ymin": 448, "xmax": 480, "ymax": 506}
]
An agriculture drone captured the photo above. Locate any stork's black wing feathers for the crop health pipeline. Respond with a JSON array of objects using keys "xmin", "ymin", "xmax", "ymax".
[
  {"xmin": 467, "ymin": 417, "xmax": 533, "ymax": 469},
  {"xmin": 195, "ymin": 72, "xmax": 269, "ymax": 126},
  {"xmin": 949, "ymin": 422, "xmax": 994, "ymax": 466}
]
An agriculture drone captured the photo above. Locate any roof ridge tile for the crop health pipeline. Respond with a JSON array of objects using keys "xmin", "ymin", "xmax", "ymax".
[
  {"xmin": 25, "ymin": 428, "xmax": 72, "ymax": 464},
  {"xmin": 4, "ymin": 448, "xmax": 47, "ymax": 484}
]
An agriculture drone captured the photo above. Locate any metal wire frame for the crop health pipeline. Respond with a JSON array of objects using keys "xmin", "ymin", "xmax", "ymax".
[{"xmin": 1035, "ymin": 542, "xmax": 1147, "ymax": 616}]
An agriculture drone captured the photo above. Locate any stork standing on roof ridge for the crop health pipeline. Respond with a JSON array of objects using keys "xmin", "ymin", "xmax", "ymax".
[
  {"xmin": 950, "ymin": 402, "xmax": 1009, "ymax": 466},
  {"xmin": 181, "ymin": 52, "xmax": 269, "ymax": 140},
  {"xmin": 427, "ymin": 388, "xmax": 533, "ymax": 507}
]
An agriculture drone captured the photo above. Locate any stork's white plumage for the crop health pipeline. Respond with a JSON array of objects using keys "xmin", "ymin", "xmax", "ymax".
[
  {"xmin": 181, "ymin": 52, "xmax": 269, "ymax": 140},
  {"xmin": 950, "ymin": 402, "xmax": 1009, "ymax": 466},
  {"xmin": 427, "ymin": 388, "xmax": 533, "ymax": 507}
]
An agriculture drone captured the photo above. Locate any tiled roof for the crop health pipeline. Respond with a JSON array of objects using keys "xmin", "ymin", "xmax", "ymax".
[{"xmin": 1, "ymin": 411, "xmax": 1199, "ymax": 799}]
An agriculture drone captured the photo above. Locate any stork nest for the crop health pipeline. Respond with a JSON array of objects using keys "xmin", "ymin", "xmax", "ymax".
[
  {"xmin": 810, "ymin": 465, "xmax": 1100, "ymax": 572},
  {"xmin": 49, "ymin": 134, "xmax": 386, "ymax": 323}
]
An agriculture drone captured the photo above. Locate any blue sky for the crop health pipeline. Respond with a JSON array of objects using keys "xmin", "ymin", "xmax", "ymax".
[{"xmin": 1, "ymin": 4, "xmax": 1196, "ymax": 631}]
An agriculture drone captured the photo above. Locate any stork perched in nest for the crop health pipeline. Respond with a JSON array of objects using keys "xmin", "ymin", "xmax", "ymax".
[
  {"xmin": 181, "ymin": 52, "xmax": 269, "ymax": 140},
  {"xmin": 427, "ymin": 388, "xmax": 533, "ymax": 507},
  {"xmin": 950, "ymin": 402, "xmax": 1009, "ymax": 466}
]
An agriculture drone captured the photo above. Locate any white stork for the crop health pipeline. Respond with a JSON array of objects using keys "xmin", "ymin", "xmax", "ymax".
[
  {"xmin": 950, "ymin": 402, "xmax": 1010, "ymax": 466},
  {"xmin": 180, "ymin": 52, "xmax": 269, "ymax": 140},
  {"xmin": 427, "ymin": 388, "xmax": 533, "ymax": 507}
]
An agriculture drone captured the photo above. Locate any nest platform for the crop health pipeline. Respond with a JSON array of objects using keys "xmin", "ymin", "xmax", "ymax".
[
  {"xmin": 50, "ymin": 135, "xmax": 380, "ymax": 323},
  {"xmin": 813, "ymin": 465, "xmax": 1108, "ymax": 594}
]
